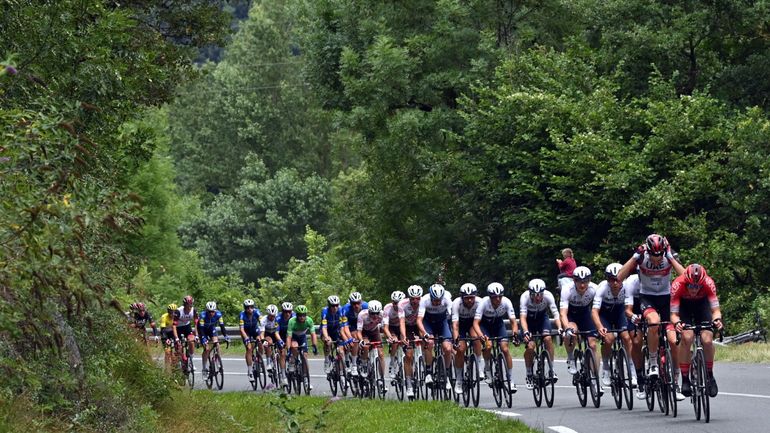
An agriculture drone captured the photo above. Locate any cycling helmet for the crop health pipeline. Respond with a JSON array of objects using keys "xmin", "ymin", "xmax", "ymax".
[
  {"xmin": 604, "ymin": 263, "xmax": 622, "ymax": 279},
  {"xmin": 136, "ymin": 302, "xmax": 146, "ymax": 312},
  {"xmin": 206, "ymin": 301, "xmax": 217, "ymax": 312},
  {"xmin": 573, "ymin": 266, "xmax": 592, "ymax": 281},
  {"xmin": 129, "ymin": 302, "xmax": 139, "ymax": 312},
  {"xmin": 349, "ymin": 291, "xmax": 363, "ymax": 303},
  {"xmin": 266, "ymin": 304, "xmax": 278, "ymax": 316},
  {"xmin": 645, "ymin": 234, "xmax": 667, "ymax": 256},
  {"xmin": 460, "ymin": 283, "xmax": 478, "ymax": 297},
  {"xmin": 182, "ymin": 295, "xmax": 194, "ymax": 306},
  {"xmin": 281, "ymin": 302, "xmax": 293, "ymax": 312},
  {"xmin": 429, "ymin": 284, "xmax": 445, "ymax": 300},
  {"xmin": 327, "ymin": 295, "xmax": 340, "ymax": 306},
  {"xmin": 167, "ymin": 303, "xmax": 178, "ymax": 311},
  {"xmin": 391, "ymin": 290, "xmax": 406, "ymax": 302},
  {"xmin": 407, "ymin": 285, "xmax": 423, "ymax": 298},
  {"xmin": 487, "ymin": 282, "xmax": 504, "ymax": 296},
  {"xmin": 528, "ymin": 279, "xmax": 546, "ymax": 294},
  {"xmin": 684, "ymin": 264, "xmax": 707, "ymax": 286},
  {"xmin": 243, "ymin": 299, "xmax": 255, "ymax": 308},
  {"xmin": 368, "ymin": 300, "xmax": 383, "ymax": 313},
  {"xmin": 295, "ymin": 305, "xmax": 308, "ymax": 315}
]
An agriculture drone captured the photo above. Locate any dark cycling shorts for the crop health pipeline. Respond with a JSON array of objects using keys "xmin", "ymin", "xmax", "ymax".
[
  {"xmin": 161, "ymin": 330, "xmax": 175, "ymax": 348},
  {"xmin": 279, "ymin": 329, "xmax": 288, "ymax": 342},
  {"xmin": 480, "ymin": 317, "xmax": 508, "ymax": 340},
  {"xmin": 176, "ymin": 324, "xmax": 194, "ymax": 339},
  {"xmin": 567, "ymin": 306, "xmax": 597, "ymax": 337},
  {"xmin": 362, "ymin": 328, "xmax": 382, "ymax": 343},
  {"xmin": 598, "ymin": 305, "xmax": 628, "ymax": 332},
  {"xmin": 325, "ymin": 326, "xmax": 341, "ymax": 342},
  {"xmin": 241, "ymin": 328, "xmax": 260, "ymax": 345},
  {"xmin": 524, "ymin": 312, "xmax": 553, "ymax": 335},
  {"xmin": 200, "ymin": 326, "xmax": 219, "ymax": 342},
  {"xmin": 404, "ymin": 324, "xmax": 420, "ymax": 342},
  {"xmin": 455, "ymin": 318, "xmax": 474, "ymax": 338},
  {"xmin": 677, "ymin": 298, "xmax": 712, "ymax": 326},
  {"xmin": 291, "ymin": 333, "xmax": 308, "ymax": 350},
  {"xmin": 423, "ymin": 316, "xmax": 452, "ymax": 339},
  {"xmin": 640, "ymin": 294, "xmax": 671, "ymax": 322}
]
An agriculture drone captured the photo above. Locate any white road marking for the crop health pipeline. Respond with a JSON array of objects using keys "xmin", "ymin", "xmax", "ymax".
[
  {"xmin": 720, "ymin": 392, "xmax": 770, "ymax": 399},
  {"xmin": 485, "ymin": 409, "xmax": 521, "ymax": 417},
  {"xmin": 549, "ymin": 426, "xmax": 579, "ymax": 433}
]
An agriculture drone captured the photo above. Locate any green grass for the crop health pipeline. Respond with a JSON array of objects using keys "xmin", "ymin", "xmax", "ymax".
[{"xmin": 715, "ymin": 342, "xmax": 770, "ymax": 363}]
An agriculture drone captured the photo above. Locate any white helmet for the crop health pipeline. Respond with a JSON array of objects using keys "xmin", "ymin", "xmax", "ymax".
[
  {"xmin": 528, "ymin": 279, "xmax": 546, "ymax": 294},
  {"xmin": 243, "ymin": 298, "xmax": 255, "ymax": 308},
  {"xmin": 460, "ymin": 283, "xmax": 478, "ymax": 297},
  {"xmin": 205, "ymin": 301, "xmax": 217, "ymax": 312},
  {"xmin": 368, "ymin": 300, "xmax": 383, "ymax": 313},
  {"xmin": 266, "ymin": 304, "xmax": 278, "ymax": 315},
  {"xmin": 391, "ymin": 290, "xmax": 406, "ymax": 302},
  {"xmin": 429, "ymin": 284, "xmax": 445, "ymax": 300},
  {"xmin": 281, "ymin": 302, "xmax": 293, "ymax": 311},
  {"xmin": 573, "ymin": 266, "xmax": 592, "ymax": 281},
  {"xmin": 407, "ymin": 285, "xmax": 423, "ymax": 298},
  {"xmin": 349, "ymin": 291, "xmax": 363, "ymax": 303},
  {"xmin": 327, "ymin": 295, "xmax": 340, "ymax": 306},
  {"xmin": 605, "ymin": 263, "xmax": 622, "ymax": 279},
  {"xmin": 487, "ymin": 282, "xmax": 504, "ymax": 296}
]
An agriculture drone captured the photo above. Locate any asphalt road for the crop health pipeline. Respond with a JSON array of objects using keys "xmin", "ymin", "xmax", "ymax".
[{"xmin": 182, "ymin": 354, "xmax": 770, "ymax": 433}]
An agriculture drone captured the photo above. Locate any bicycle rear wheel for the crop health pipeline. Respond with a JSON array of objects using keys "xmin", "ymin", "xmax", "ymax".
[
  {"xmin": 301, "ymin": 354, "xmax": 311, "ymax": 395},
  {"xmin": 186, "ymin": 354, "xmax": 195, "ymax": 389},
  {"xmin": 492, "ymin": 354, "xmax": 503, "ymax": 408},
  {"xmin": 542, "ymin": 350, "xmax": 555, "ymax": 408},
  {"xmin": 533, "ymin": 350, "xmax": 543, "ymax": 407},
  {"xmin": 690, "ymin": 356, "xmax": 702, "ymax": 420},
  {"xmin": 695, "ymin": 349, "xmax": 710, "ymax": 423},
  {"xmin": 470, "ymin": 354, "xmax": 480, "ymax": 408},
  {"xmin": 574, "ymin": 350, "xmax": 587, "ymax": 407},
  {"xmin": 610, "ymin": 350, "xmax": 622, "ymax": 409},
  {"xmin": 619, "ymin": 347, "xmax": 633, "ymax": 410},
  {"xmin": 585, "ymin": 348, "xmax": 601, "ymax": 408},
  {"xmin": 213, "ymin": 352, "xmax": 224, "ymax": 390},
  {"xmin": 664, "ymin": 345, "xmax": 677, "ymax": 417}
]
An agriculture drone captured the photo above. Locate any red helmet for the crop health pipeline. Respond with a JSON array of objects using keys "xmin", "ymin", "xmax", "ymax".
[
  {"xmin": 684, "ymin": 264, "xmax": 707, "ymax": 286},
  {"xmin": 136, "ymin": 302, "xmax": 146, "ymax": 312},
  {"xmin": 183, "ymin": 295, "xmax": 194, "ymax": 306},
  {"xmin": 645, "ymin": 234, "xmax": 667, "ymax": 256}
]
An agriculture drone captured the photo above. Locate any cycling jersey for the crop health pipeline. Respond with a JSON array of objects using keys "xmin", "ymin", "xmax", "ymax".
[
  {"xmin": 198, "ymin": 310, "xmax": 227, "ymax": 340},
  {"xmin": 418, "ymin": 294, "xmax": 452, "ymax": 319},
  {"xmin": 159, "ymin": 312, "xmax": 177, "ymax": 331},
  {"xmin": 176, "ymin": 306, "xmax": 196, "ymax": 326},
  {"xmin": 451, "ymin": 296, "xmax": 481, "ymax": 322},
  {"xmin": 635, "ymin": 252, "xmax": 674, "ymax": 296},
  {"xmin": 287, "ymin": 316, "xmax": 316, "ymax": 336},
  {"xmin": 559, "ymin": 281, "xmax": 597, "ymax": 310},
  {"xmin": 321, "ymin": 306, "xmax": 346, "ymax": 329},
  {"xmin": 340, "ymin": 301, "xmax": 368, "ymax": 329},
  {"xmin": 670, "ymin": 274, "xmax": 719, "ymax": 313},
  {"xmin": 357, "ymin": 310, "xmax": 383, "ymax": 332},
  {"xmin": 239, "ymin": 309, "xmax": 261, "ymax": 332},
  {"xmin": 519, "ymin": 290, "xmax": 558, "ymax": 318},
  {"xmin": 397, "ymin": 298, "xmax": 420, "ymax": 326},
  {"xmin": 593, "ymin": 280, "xmax": 632, "ymax": 310},
  {"xmin": 132, "ymin": 311, "xmax": 154, "ymax": 328},
  {"xmin": 260, "ymin": 315, "xmax": 280, "ymax": 335},
  {"xmin": 475, "ymin": 296, "xmax": 516, "ymax": 321},
  {"xmin": 278, "ymin": 312, "xmax": 295, "ymax": 340},
  {"xmin": 382, "ymin": 302, "xmax": 400, "ymax": 327}
]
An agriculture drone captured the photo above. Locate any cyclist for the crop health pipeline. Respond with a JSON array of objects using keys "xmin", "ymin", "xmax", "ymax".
[
  {"xmin": 285, "ymin": 305, "xmax": 318, "ymax": 390},
  {"xmin": 199, "ymin": 301, "xmax": 230, "ymax": 375},
  {"xmin": 560, "ymin": 266, "xmax": 599, "ymax": 377},
  {"xmin": 320, "ymin": 295, "xmax": 346, "ymax": 374},
  {"xmin": 383, "ymin": 290, "xmax": 406, "ymax": 378},
  {"xmin": 417, "ymin": 284, "xmax": 454, "ymax": 391},
  {"xmin": 592, "ymin": 263, "xmax": 636, "ymax": 388},
  {"xmin": 474, "ymin": 282, "xmax": 519, "ymax": 393},
  {"xmin": 451, "ymin": 283, "xmax": 483, "ymax": 394},
  {"xmin": 671, "ymin": 264, "xmax": 723, "ymax": 398},
  {"xmin": 277, "ymin": 302, "xmax": 295, "ymax": 385},
  {"xmin": 239, "ymin": 299, "xmax": 261, "ymax": 378},
  {"xmin": 399, "ymin": 285, "xmax": 423, "ymax": 398},
  {"xmin": 617, "ymin": 234, "xmax": 686, "ymax": 401},
  {"xmin": 520, "ymin": 278, "xmax": 561, "ymax": 390},
  {"xmin": 623, "ymin": 274, "xmax": 647, "ymax": 398},
  {"xmin": 159, "ymin": 303, "xmax": 179, "ymax": 370},
  {"xmin": 258, "ymin": 304, "xmax": 284, "ymax": 374},
  {"xmin": 129, "ymin": 302, "xmax": 159, "ymax": 342},
  {"xmin": 172, "ymin": 295, "xmax": 198, "ymax": 368},
  {"xmin": 340, "ymin": 292, "xmax": 368, "ymax": 376},
  {"xmin": 356, "ymin": 300, "xmax": 386, "ymax": 390}
]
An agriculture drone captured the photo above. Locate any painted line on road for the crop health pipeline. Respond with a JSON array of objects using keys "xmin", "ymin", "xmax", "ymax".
[
  {"xmin": 720, "ymin": 392, "xmax": 770, "ymax": 399},
  {"xmin": 220, "ymin": 357, "xmax": 569, "ymax": 363},
  {"xmin": 485, "ymin": 409, "xmax": 521, "ymax": 417},
  {"xmin": 548, "ymin": 426, "xmax": 579, "ymax": 433}
]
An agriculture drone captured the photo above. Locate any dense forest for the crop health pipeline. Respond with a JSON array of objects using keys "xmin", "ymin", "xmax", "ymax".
[{"xmin": 2, "ymin": 0, "xmax": 770, "ymax": 430}]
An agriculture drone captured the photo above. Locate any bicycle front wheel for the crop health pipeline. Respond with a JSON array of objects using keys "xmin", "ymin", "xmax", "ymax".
[
  {"xmin": 533, "ymin": 350, "xmax": 543, "ymax": 407},
  {"xmin": 585, "ymin": 348, "xmax": 601, "ymax": 408},
  {"xmin": 542, "ymin": 349, "xmax": 555, "ymax": 408},
  {"xmin": 470, "ymin": 354, "xmax": 481, "ymax": 408},
  {"xmin": 492, "ymin": 354, "xmax": 503, "ymax": 408},
  {"xmin": 610, "ymin": 349, "xmax": 622, "ymax": 409},
  {"xmin": 574, "ymin": 350, "xmax": 587, "ymax": 407},
  {"xmin": 301, "ymin": 354, "xmax": 311, "ymax": 395},
  {"xmin": 186, "ymin": 354, "xmax": 195, "ymax": 390},
  {"xmin": 618, "ymin": 347, "xmax": 633, "ymax": 410},
  {"xmin": 664, "ymin": 345, "xmax": 677, "ymax": 418},
  {"xmin": 213, "ymin": 352, "xmax": 224, "ymax": 390}
]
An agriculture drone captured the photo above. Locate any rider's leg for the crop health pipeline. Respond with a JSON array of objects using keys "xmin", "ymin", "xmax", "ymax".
[
  {"xmin": 455, "ymin": 340, "xmax": 467, "ymax": 384},
  {"xmin": 645, "ymin": 310, "xmax": 661, "ymax": 369}
]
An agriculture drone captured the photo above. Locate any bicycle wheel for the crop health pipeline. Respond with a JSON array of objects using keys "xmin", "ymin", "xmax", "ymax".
[
  {"xmin": 690, "ymin": 356, "xmax": 701, "ymax": 421},
  {"xmin": 574, "ymin": 350, "xmax": 587, "ymax": 407},
  {"xmin": 542, "ymin": 350, "xmax": 555, "ymax": 408},
  {"xmin": 585, "ymin": 348, "xmax": 601, "ymax": 408},
  {"xmin": 610, "ymin": 349, "xmax": 622, "ymax": 409},
  {"xmin": 470, "ymin": 354, "xmax": 481, "ymax": 408},
  {"xmin": 327, "ymin": 355, "xmax": 338, "ymax": 396},
  {"xmin": 186, "ymin": 354, "xmax": 195, "ymax": 389},
  {"xmin": 395, "ymin": 358, "xmax": 404, "ymax": 401},
  {"xmin": 533, "ymin": 350, "xmax": 543, "ymax": 407},
  {"xmin": 695, "ymin": 349, "xmax": 710, "ymax": 423},
  {"xmin": 492, "ymin": 354, "xmax": 503, "ymax": 408},
  {"xmin": 374, "ymin": 354, "xmax": 386, "ymax": 399},
  {"xmin": 213, "ymin": 352, "xmax": 224, "ymax": 390},
  {"xmin": 249, "ymin": 350, "xmax": 258, "ymax": 391},
  {"xmin": 338, "ymin": 356, "xmax": 349, "ymax": 397},
  {"xmin": 205, "ymin": 353, "xmax": 214, "ymax": 390},
  {"xmin": 664, "ymin": 345, "xmax": 677, "ymax": 417},
  {"xmin": 257, "ymin": 356, "xmax": 267, "ymax": 390},
  {"xmin": 618, "ymin": 347, "xmax": 633, "ymax": 410},
  {"xmin": 643, "ymin": 347, "xmax": 654, "ymax": 411},
  {"xmin": 418, "ymin": 356, "xmax": 429, "ymax": 401},
  {"xmin": 293, "ymin": 358, "xmax": 302, "ymax": 395},
  {"xmin": 461, "ymin": 357, "xmax": 471, "ymax": 407},
  {"xmin": 301, "ymin": 354, "xmax": 311, "ymax": 395}
]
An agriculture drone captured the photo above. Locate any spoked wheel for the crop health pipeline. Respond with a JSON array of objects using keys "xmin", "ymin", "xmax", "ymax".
[
  {"xmin": 502, "ymin": 357, "xmax": 513, "ymax": 408},
  {"xmin": 213, "ymin": 353, "xmax": 224, "ymax": 390},
  {"xmin": 293, "ymin": 360, "xmax": 302, "ymax": 396},
  {"xmin": 657, "ymin": 375, "xmax": 668, "ymax": 415},
  {"xmin": 585, "ymin": 349, "xmax": 601, "ymax": 408},
  {"xmin": 643, "ymin": 347, "xmax": 655, "ymax": 411},
  {"xmin": 249, "ymin": 351, "xmax": 258, "ymax": 391},
  {"xmin": 470, "ymin": 354, "xmax": 481, "ymax": 408},
  {"xmin": 186, "ymin": 354, "xmax": 195, "ymax": 389},
  {"xmin": 664, "ymin": 346, "xmax": 677, "ymax": 417},
  {"xmin": 610, "ymin": 351, "xmax": 622, "ymax": 409},
  {"xmin": 695, "ymin": 350, "xmax": 710, "ymax": 423},
  {"xmin": 328, "ymin": 358, "xmax": 338, "ymax": 396},
  {"xmin": 533, "ymin": 353, "xmax": 543, "ymax": 407},
  {"xmin": 418, "ymin": 357, "xmax": 429, "ymax": 401},
  {"xmin": 301, "ymin": 356, "xmax": 311, "ymax": 395},
  {"xmin": 542, "ymin": 350, "xmax": 555, "ymax": 408},
  {"xmin": 338, "ymin": 357, "xmax": 349, "ymax": 397},
  {"xmin": 257, "ymin": 357, "xmax": 267, "ymax": 390},
  {"xmin": 574, "ymin": 350, "xmax": 587, "ymax": 408},
  {"xmin": 205, "ymin": 355, "xmax": 214, "ymax": 390},
  {"xmin": 462, "ymin": 356, "xmax": 472, "ymax": 407},
  {"xmin": 492, "ymin": 355, "xmax": 503, "ymax": 408},
  {"xmin": 691, "ymin": 359, "xmax": 702, "ymax": 421},
  {"xmin": 618, "ymin": 348, "xmax": 634, "ymax": 410},
  {"xmin": 374, "ymin": 355, "xmax": 386, "ymax": 399},
  {"xmin": 394, "ymin": 359, "xmax": 404, "ymax": 401}
]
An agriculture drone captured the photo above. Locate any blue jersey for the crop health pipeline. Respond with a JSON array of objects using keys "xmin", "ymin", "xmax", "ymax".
[
  {"xmin": 239, "ymin": 309, "xmax": 261, "ymax": 332},
  {"xmin": 278, "ymin": 312, "xmax": 295, "ymax": 333},
  {"xmin": 198, "ymin": 310, "xmax": 224, "ymax": 329},
  {"xmin": 340, "ymin": 301, "xmax": 369, "ymax": 329},
  {"xmin": 321, "ymin": 306, "xmax": 346, "ymax": 329}
]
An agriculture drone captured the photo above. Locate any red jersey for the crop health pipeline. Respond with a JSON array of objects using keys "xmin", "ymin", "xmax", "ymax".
[
  {"xmin": 559, "ymin": 257, "xmax": 577, "ymax": 276},
  {"xmin": 670, "ymin": 274, "xmax": 719, "ymax": 313}
]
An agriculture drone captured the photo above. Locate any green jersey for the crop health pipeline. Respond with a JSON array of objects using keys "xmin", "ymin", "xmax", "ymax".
[{"xmin": 287, "ymin": 316, "xmax": 315, "ymax": 336}]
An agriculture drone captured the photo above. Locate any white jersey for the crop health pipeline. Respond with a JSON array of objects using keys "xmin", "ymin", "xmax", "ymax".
[
  {"xmin": 520, "ymin": 290, "xmax": 559, "ymax": 319},
  {"xmin": 176, "ymin": 306, "xmax": 196, "ymax": 326},
  {"xmin": 418, "ymin": 294, "xmax": 452, "ymax": 318},
  {"xmin": 382, "ymin": 302, "xmax": 400, "ymax": 327},
  {"xmin": 397, "ymin": 298, "xmax": 420, "ymax": 326},
  {"xmin": 623, "ymin": 274, "xmax": 641, "ymax": 304},
  {"xmin": 559, "ymin": 281, "xmax": 598, "ymax": 309},
  {"xmin": 260, "ymin": 315, "xmax": 280, "ymax": 333},
  {"xmin": 636, "ymin": 252, "xmax": 674, "ymax": 296},
  {"xmin": 593, "ymin": 281, "xmax": 632, "ymax": 309},
  {"xmin": 357, "ymin": 309, "xmax": 383, "ymax": 332},
  {"xmin": 474, "ymin": 296, "xmax": 516, "ymax": 321},
  {"xmin": 451, "ymin": 296, "xmax": 481, "ymax": 322}
]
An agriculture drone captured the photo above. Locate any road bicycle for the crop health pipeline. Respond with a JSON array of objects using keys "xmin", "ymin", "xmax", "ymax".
[
  {"xmin": 389, "ymin": 341, "xmax": 406, "ymax": 401},
  {"xmin": 528, "ymin": 331, "xmax": 557, "ymax": 408},
  {"xmin": 175, "ymin": 337, "xmax": 196, "ymax": 389},
  {"xmin": 403, "ymin": 338, "xmax": 426, "ymax": 400},
  {"xmin": 682, "ymin": 322, "xmax": 722, "ymax": 423},
  {"xmin": 721, "ymin": 311, "xmax": 766, "ymax": 345},
  {"xmin": 457, "ymin": 336, "xmax": 482, "ymax": 407},
  {"xmin": 326, "ymin": 339, "xmax": 349, "ymax": 397},
  {"xmin": 602, "ymin": 328, "xmax": 634, "ymax": 410},
  {"xmin": 640, "ymin": 321, "xmax": 677, "ymax": 416},
  {"xmin": 265, "ymin": 342, "xmax": 284, "ymax": 390},
  {"xmin": 247, "ymin": 338, "xmax": 267, "ymax": 390},
  {"xmin": 285, "ymin": 342, "xmax": 311, "ymax": 395},
  {"xmin": 486, "ymin": 336, "xmax": 516, "ymax": 408},
  {"xmin": 425, "ymin": 336, "xmax": 453, "ymax": 401},
  {"xmin": 359, "ymin": 340, "xmax": 387, "ymax": 399},
  {"xmin": 568, "ymin": 329, "xmax": 601, "ymax": 408},
  {"xmin": 203, "ymin": 338, "xmax": 229, "ymax": 390}
]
